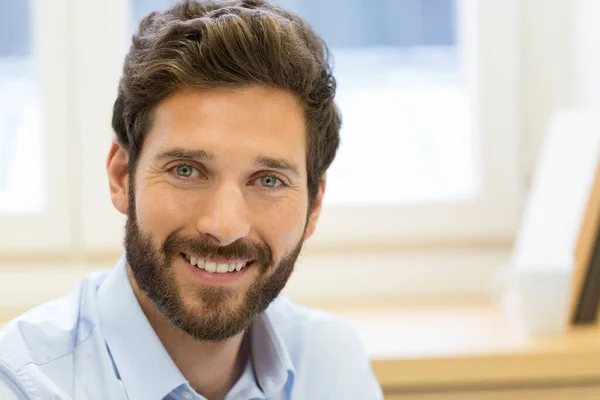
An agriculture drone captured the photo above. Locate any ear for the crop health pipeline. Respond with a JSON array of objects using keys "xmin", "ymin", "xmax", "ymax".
[
  {"xmin": 106, "ymin": 138, "xmax": 130, "ymax": 215},
  {"xmin": 304, "ymin": 174, "xmax": 326, "ymax": 240}
]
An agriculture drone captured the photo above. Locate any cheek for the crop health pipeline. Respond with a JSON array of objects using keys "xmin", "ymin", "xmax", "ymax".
[
  {"xmin": 134, "ymin": 183, "xmax": 197, "ymax": 236},
  {"xmin": 251, "ymin": 198, "xmax": 307, "ymax": 258}
]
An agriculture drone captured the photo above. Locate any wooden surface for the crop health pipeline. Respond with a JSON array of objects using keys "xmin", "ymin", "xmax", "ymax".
[
  {"xmin": 385, "ymin": 385, "xmax": 600, "ymax": 400},
  {"xmin": 335, "ymin": 302, "xmax": 600, "ymax": 394}
]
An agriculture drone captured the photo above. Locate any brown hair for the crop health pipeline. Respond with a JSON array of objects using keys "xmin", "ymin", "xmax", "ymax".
[{"xmin": 112, "ymin": 0, "xmax": 340, "ymax": 203}]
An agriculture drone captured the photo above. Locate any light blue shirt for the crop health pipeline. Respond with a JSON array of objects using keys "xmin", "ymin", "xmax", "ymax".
[{"xmin": 0, "ymin": 256, "xmax": 382, "ymax": 399}]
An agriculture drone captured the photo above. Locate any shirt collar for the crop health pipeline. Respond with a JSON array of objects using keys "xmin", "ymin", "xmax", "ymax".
[
  {"xmin": 97, "ymin": 254, "xmax": 295, "ymax": 400},
  {"xmin": 97, "ymin": 255, "xmax": 187, "ymax": 400},
  {"xmin": 249, "ymin": 305, "xmax": 295, "ymax": 397}
]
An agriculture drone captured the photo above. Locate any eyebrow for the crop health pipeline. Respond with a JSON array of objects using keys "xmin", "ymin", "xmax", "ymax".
[
  {"xmin": 154, "ymin": 148, "xmax": 215, "ymax": 163},
  {"xmin": 254, "ymin": 155, "xmax": 301, "ymax": 177}
]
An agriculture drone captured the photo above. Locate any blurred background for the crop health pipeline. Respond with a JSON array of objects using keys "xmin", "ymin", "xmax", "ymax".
[
  {"xmin": 1, "ymin": 0, "xmax": 597, "ymax": 301},
  {"xmin": 1, "ymin": 0, "xmax": 600, "ymax": 398}
]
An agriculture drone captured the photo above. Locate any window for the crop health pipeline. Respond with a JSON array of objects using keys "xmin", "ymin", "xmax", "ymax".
[
  {"xmin": 1, "ymin": 0, "xmax": 522, "ymax": 254},
  {"xmin": 280, "ymin": 0, "xmax": 470, "ymax": 207},
  {"xmin": 0, "ymin": 1, "xmax": 44, "ymax": 214},
  {"xmin": 309, "ymin": 0, "xmax": 522, "ymax": 246},
  {"xmin": 131, "ymin": 0, "xmax": 471, "ymax": 206},
  {"xmin": 71, "ymin": 0, "xmax": 522, "ymax": 252},
  {"xmin": 0, "ymin": 0, "xmax": 71, "ymax": 252}
]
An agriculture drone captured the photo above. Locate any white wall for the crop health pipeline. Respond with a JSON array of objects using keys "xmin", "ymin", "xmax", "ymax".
[
  {"xmin": 521, "ymin": 0, "xmax": 600, "ymax": 185},
  {"xmin": 520, "ymin": 0, "xmax": 571, "ymax": 183},
  {"xmin": 571, "ymin": 0, "xmax": 600, "ymax": 109}
]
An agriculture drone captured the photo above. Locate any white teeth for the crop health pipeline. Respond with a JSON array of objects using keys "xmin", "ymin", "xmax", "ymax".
[
  {"xmin": 216, "ymin": 263, "xmax": 229, "ymax": 273},
  {"xmin": 205, "ymin": 261, "xmax": 217, "ymax": 273},
  {"xmin": 186, "ymin": 254, "xmax": 247, "ymax": 274}
]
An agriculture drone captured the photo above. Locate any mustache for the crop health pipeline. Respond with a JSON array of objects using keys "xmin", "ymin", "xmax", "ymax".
[{"xmin": 162, "ymin": 233, "xmax": 273, "ymax": 270}]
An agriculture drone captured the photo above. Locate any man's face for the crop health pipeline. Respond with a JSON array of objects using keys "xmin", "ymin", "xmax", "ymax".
[{"xmin": 112, "ymin": 86, "xmax": 324, "ymax": 341}]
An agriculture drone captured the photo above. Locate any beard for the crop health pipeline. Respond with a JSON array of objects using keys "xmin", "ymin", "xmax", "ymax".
[{"xmin": 124, "ymin": 192, "xmax": 305, "ymax": 342}]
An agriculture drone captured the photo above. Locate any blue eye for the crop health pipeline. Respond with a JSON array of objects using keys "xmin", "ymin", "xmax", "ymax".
[
  {"xmin": 259, "ymin": 175, "xmax": 281, "ymax": 188},
  {"xmin": 174, "ymin": 164, "xmax": 196, "ymax": 177}
]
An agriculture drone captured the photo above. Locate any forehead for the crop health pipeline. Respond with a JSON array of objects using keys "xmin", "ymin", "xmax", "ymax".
[{"xmin": 142, "ymin": 86, "xmax": 307, "ymax": 169}]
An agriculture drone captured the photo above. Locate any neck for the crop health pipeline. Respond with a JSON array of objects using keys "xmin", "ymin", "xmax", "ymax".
[{"xmin": 129, "ymin": 275, "xmax": 248, "ymax": 400}]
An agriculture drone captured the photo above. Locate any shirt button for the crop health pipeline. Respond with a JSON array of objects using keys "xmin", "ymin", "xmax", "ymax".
[{"xmin": 182, "ymin": 391, "xmax": 193, "ymax": 400}]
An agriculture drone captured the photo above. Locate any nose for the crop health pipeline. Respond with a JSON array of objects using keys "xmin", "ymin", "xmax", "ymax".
[{"xmin": 194, "ymin": 181, "xmax": 251, "ymax": 246}]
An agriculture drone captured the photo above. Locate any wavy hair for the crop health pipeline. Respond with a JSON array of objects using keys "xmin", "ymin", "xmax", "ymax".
[{"xmin": 111, "ymin": 0, "xmax": 341, "ymax": 203}]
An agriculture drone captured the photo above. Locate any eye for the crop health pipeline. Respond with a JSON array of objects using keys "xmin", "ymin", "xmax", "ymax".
[
  {"xmin": 258, "ymin": 175, "xmax": 282, "ymax": 188},
  {"xmin": 173, "ymin": 164, "xmax": 198, "ymax": 178}
]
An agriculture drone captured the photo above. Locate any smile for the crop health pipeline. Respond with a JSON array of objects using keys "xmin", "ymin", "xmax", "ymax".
[{"xmin": 182, "ymin": 253, "xmax": 252, "ymax": 274}]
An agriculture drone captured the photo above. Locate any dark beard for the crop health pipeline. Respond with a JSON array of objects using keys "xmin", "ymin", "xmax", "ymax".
[{"xmin": 124, "ymin": 193, "xmax": 305, "ymax": 342}]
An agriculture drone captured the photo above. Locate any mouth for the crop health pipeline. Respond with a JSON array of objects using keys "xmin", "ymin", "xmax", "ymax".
[{"xmin": 181, "ymin": 253, "xmax": 254, "ymax": 274}]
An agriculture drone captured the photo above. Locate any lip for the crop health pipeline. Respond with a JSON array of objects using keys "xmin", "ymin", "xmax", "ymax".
[{"xmin": 180, "ymin": 254, "xmax": 252, "ymax": 286}]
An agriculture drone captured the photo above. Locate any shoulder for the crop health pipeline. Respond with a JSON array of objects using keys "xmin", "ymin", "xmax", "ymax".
[
  {"xmin": 266, "ymin": 296, "xmax": 365, "ymax": 351},
  {"xmin": 0, "ymin": 271, "xmax": 107, "ymax": 374},
  {"xmin": 265, "ymin": 297, "xmax": 383, "ymax": 399}
]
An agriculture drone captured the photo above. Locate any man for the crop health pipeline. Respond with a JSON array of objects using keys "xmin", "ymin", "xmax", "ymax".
[{"xmin": 0, "ymin": 1, "xmax": 382, "ymax": 399}]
